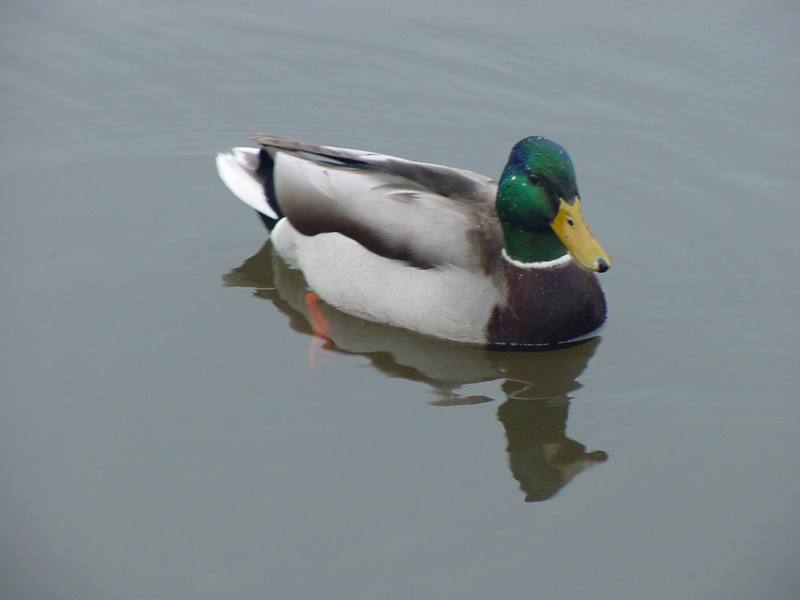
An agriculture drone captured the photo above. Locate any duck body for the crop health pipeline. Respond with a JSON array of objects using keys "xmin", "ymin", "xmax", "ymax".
[{"xmin": 216, "ymin": 135, "xmax": 611, "ymax": 347}]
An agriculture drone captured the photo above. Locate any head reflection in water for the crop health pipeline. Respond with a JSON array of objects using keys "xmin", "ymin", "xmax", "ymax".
[
  {"xmin": 498, "ymin": 385, "xmax": 607, "ymax": 502},
  {"xmin": 224, "ymin": 242, "xmax": 609, "ymax": 503}
]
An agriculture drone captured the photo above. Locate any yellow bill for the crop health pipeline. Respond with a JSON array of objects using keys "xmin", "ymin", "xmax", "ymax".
[{"xmin": 551, "ymin": 197, "xmax": 613, "ymax": 272}]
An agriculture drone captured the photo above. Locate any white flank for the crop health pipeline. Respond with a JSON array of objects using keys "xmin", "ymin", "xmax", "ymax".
[
  {"xmin": 501, "ymin": 249, "xmax": 572, "ymax": 270},
  {"xmin": 273, "ymin": 220, "xmax": 500, "ymax": 344},
  {"xmin": 215, "ymin": 150, "xmax": 278, "ymax": 219}
]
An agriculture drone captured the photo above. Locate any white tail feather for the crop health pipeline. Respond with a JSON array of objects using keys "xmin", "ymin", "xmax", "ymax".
[
  {"xmin": 215, "ymin": 149, "xmax": 278, "ymax": 219},
  {"xmin": 232, "ymin": 146, "xmax": 260, "ymax": 170}
]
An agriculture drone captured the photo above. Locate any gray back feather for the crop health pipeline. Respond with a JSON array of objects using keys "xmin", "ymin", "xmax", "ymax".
[{"xmin": 251, "ymin": 134, "xmax": 503, "ymax": 271}]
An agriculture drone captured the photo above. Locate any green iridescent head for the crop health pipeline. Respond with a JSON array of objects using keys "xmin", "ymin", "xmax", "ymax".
[{"xmin": 496, "ymin": 136, "xmax": 612, "ymax": 272}]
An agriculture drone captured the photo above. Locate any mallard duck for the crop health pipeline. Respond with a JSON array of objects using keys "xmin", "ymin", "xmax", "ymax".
[{"xmin": 216, "ymin": 135, "xmax": 612, "ymax": 347}]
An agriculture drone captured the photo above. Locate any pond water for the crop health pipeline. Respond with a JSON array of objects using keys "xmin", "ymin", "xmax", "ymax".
[{"xmin": 2, "ymin": 1, "xmax": 799, "ymax": 598}]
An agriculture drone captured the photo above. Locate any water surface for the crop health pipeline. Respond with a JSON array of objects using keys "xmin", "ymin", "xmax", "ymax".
[{"xmin": 2, "ymin": 1, "xmax": 799, "ymax": 599}]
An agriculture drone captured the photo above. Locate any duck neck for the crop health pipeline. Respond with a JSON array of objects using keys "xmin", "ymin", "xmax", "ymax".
[{"xmin": 502, "ymin": 227, "xmax": 568, "ymax": 264}]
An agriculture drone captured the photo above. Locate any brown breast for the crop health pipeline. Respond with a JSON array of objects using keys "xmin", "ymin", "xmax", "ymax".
[{"xmin": 487, "ymin": 262, "xmax": 607, "ymax": 347}]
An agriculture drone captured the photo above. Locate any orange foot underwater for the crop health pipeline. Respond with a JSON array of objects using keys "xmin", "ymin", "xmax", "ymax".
[{"xmin": 304, "ymin": 291, "xmax": 332, "ymax": 369}]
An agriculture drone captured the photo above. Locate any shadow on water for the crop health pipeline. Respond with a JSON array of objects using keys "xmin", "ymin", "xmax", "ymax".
[{"xmin": 224, "ymin": 242, "xmax": 608, "ymax": 502}]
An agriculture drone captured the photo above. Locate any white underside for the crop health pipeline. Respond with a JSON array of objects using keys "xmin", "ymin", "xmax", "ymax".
[{"xmin": 272, "ymin": 218, "xmax": 500, "ymax": 344}]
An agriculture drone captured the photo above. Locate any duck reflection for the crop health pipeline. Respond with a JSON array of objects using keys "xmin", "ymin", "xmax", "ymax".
[{"xmin": 224, "ymin": 242, "xmax": 608, "ymax": 502}]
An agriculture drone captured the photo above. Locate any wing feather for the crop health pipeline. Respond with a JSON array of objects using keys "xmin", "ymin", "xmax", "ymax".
[{"xmin": 253, "ymin": 135, "xmax": 501, "ymax": 271}]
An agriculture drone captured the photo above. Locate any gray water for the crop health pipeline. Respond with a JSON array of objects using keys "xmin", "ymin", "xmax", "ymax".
[{"xmin": 2, "ymin": 1, "xmax": 799, "ymax": 598}]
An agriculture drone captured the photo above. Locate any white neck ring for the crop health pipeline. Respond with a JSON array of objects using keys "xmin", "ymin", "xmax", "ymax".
[{"xmin": 501, "ymin": 249, "xmax": 572, "ymax": 270}]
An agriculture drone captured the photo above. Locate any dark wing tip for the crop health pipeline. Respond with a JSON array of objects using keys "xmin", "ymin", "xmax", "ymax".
[{"xmin": 249, "ymin": 134, "xmax": 304, "ymax": 149}]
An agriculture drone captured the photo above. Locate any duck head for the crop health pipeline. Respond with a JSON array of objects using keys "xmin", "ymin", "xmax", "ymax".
[{"xmin": 496, "ymin": 137, "xmax": 612, "ymax": 272}]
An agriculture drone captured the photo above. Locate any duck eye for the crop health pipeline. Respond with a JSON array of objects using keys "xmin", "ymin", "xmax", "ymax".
[{"xmin": 525, "ymin": 172, "xmax": 541, "ymax": 185}]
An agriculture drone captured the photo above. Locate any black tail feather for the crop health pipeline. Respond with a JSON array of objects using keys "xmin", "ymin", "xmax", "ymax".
[{"xmin": 254, "ymin": 148, "xmax": 283, "ymax": 231}]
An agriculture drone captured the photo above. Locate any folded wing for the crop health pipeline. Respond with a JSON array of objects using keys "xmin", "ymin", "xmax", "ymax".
[{"xmin": 250, "ymin": 135, "xmax": 502, "ymax": 271}]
